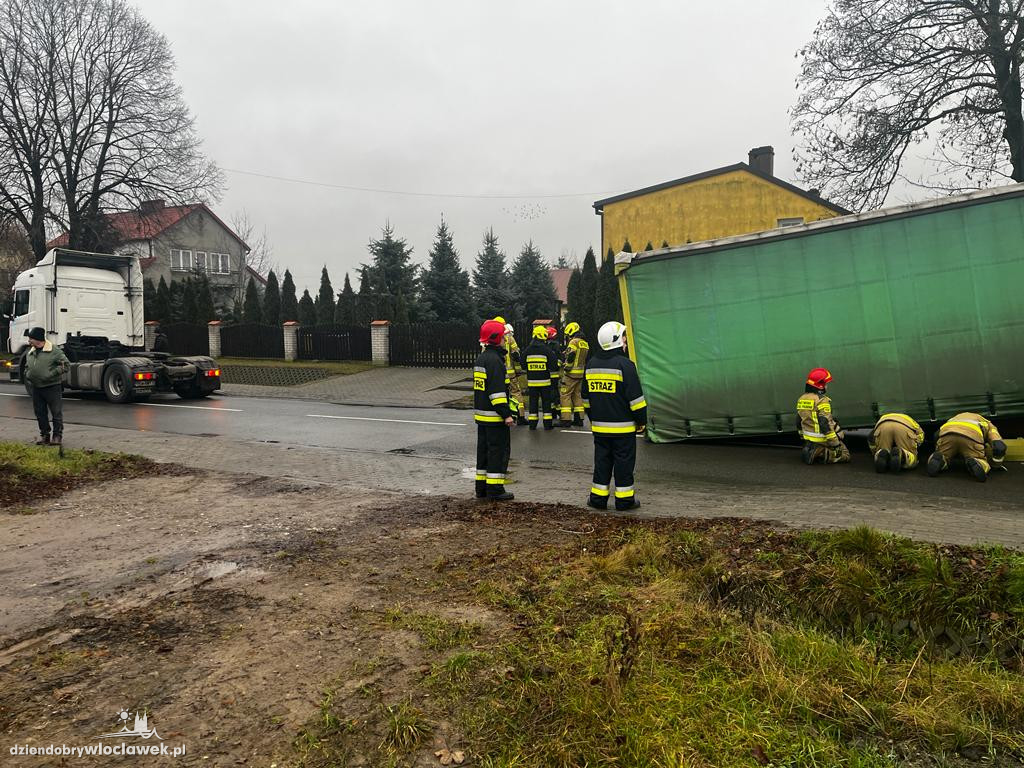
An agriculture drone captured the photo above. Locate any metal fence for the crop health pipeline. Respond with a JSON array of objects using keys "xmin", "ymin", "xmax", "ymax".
[
  {"xmin": 161, "ymin": 322, "xmax": 209, "ymax": 356},
  {"xmin": 221, "ymin": 323, "xmax": 284, "ymax": 359},
  {"xmin": 388, "ymin": 321, "xmax": 553, "ymax": 368},
  {"xmin": 297, "ymin": 325, "xmax": 372, "ymax": 361}
]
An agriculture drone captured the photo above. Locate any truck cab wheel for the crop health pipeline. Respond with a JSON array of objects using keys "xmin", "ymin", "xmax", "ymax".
[{"xmin": 103, "ymin": 366, "xmax": 133, "ymax": 404}]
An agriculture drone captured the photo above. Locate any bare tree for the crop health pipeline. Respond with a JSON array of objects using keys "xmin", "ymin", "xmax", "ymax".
[
  {"xmin": 229, "ymin": 209, "xmax": 274, "ymax": 305},
  {"xmin": 0, "ymin": 0, "xmax": 222, "ymax": 260},
  {"xmin": 792, "ymin": 0, "xmax": 1024, "ymax": 211}
]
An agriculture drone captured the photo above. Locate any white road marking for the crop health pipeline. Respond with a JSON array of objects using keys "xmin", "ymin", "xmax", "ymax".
[
  {"xmin": 0, "ymin": 392, "xmax": 29, "ymax": 397},
  {"xmin": 308, "ymin": 414, "xmax": 465, "ymax": 427},
  {"xmin": 135, "ymin": 402, "xmax": 243, "ymax": 412},
  {"xmin": 560, "ymin": 430, "xmax": 592, "ymax": 434}
]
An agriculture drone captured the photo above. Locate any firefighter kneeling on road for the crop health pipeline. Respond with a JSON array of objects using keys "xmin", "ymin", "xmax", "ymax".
[
  {"xmin": 474, "ymin": 320, "xmax": 516, "ymax": 501},
  {"xmin": 559, "ymin": 322, "xmax": 589, "ymax": 427},
  {"xmin": 796, "ymin": 367, "xmax": 851, "ymax": 464},
  {"xmin": 584, "ymin": 321, "xmax": 646, "ymax": 511},
  {"xmin": 524, "ymin": 325, "xmax": 558, "ymax": 430},
  {"xmin": 927, "ymin": 412, "xmax": 1006, "ymax": 483},
  {"xmin": 870, "ymin": 413, "xmax": 924, "ymax": 473}
]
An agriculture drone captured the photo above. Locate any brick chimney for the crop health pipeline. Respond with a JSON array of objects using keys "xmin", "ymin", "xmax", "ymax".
[
  {"xmin": 139, "ymin": 199, "xmax": 165, "ymax": 215},
  {"xmin": 747, "ymin": 146, "xmax": 774, "ymax": 177}
]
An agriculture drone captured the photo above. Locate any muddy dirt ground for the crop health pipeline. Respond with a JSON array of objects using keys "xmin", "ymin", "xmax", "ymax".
[{"xmin": 0, "ymin": 471, "xmax": 598, "ymax": 766}]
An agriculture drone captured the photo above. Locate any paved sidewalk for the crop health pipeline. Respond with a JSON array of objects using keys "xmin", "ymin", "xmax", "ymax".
[
  {"xmin": 2, "ymin": 420, "xmax": 1021, "ymax": 549},
  {"xmin": 219, "ymin": 366, "xmax": 472, "ymax": 407}
]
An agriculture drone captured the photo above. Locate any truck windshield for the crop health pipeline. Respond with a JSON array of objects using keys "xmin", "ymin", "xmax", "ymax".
[
  {"xmin": 13, "ymin": 289, "xmax": 28, "ymax": 317},
  {"xmin": 12, "ymin": 290, "xmax": 29, "ymax": 317}
]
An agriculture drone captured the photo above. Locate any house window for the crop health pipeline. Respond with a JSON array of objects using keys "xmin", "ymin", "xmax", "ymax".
[
  {"xmin": 170, "ymin": 248, "xmax": 193, "ymax": 271},
  {"xmin": 777, "ymin": 217, "xmax": 805, "ymax": 228},
  {"xmin": 209, "ymin": 253, "xmax": 230, "ymax": 274},
  {"xmin": 195, "ymin": 251, "xmax": 207, "ymax": 272}
]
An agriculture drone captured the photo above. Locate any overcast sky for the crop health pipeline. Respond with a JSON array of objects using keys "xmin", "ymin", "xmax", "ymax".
[{"xmin": 133, "ymin": 0, "xmax": 832, "ymax": 295}]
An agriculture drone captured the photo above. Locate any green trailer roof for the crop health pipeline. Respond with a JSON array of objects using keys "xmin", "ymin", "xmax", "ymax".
[{"xmin": 618, "ymin": 184, "xmax": 1024, "ymax": 441}]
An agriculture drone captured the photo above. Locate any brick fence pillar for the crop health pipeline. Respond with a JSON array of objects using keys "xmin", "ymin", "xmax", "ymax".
[
  {"xmin": 370, "ymin": 320, "xmax": 390, "ymax": 365},
  {"xmin": 207, "ymin": 320, "xmax": 222, "ymax": 358},
  {"xmin": 144, "ymin": 321, "xmax": 159, "ymax": 351},
  {"xmin": 283, "ymin": 321, "xmax": 300, "ymax": 362}
]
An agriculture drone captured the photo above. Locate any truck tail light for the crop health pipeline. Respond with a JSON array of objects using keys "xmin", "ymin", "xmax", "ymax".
[
  {"xmin": 204, "ymin": 369, "xmax": 221, "ymax": 378},
  {"xmin": 133, "ymin": 372, "xmax": 155, "ymax": 381}
]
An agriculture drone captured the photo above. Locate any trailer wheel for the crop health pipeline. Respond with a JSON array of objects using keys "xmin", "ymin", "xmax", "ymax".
[{"xmin": 103, "ymin": 366, "xmax": 133, "ymax": 404}]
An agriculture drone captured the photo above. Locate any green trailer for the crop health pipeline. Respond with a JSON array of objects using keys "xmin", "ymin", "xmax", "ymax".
[{"xmin": 615, "ymin": 184, "xmax": 1024, "ymax": 442}]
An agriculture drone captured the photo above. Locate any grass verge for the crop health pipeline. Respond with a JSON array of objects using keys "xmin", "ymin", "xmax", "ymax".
[
  {"xmin": 0, "ymin": 441, "xmax": 163, "ymax": 506},
  {"xmin": 217, "ymin": 357, "xmax": 374, "ymax": 375},
  {"xmin": 295, "ymin": 518, "xmax": 1024, "ymax": 767}
]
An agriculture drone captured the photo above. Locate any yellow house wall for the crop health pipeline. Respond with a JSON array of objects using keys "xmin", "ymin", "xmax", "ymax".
[{"xmin": 600, "ymin": 169, "xmax": 840, "ymax": 255}]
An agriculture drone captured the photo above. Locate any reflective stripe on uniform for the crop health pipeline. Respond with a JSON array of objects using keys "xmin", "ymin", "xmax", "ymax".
[
  {"xmin": 879, "ymin": 413, "xmax": 922, "ymax": 432},
  {"xmin": 489, "ymin": 392, "xmax": 508, "ymax": 404},
  {"xmin": 474, "ymin": 366, "xmax": 487, "ymax": 374},
  {"xmin": 590, "ymin": 484, "xmax": 610, "ymax": 497},
  {"xmin": 586, "ymin": 369, "xmax": 623, "ymax": 381},
  {"xmin": 526, "ymin": 355, "xmax": 547, "ymax": 362},
  {"xmin": 591, "ymin": 421, "xmax": 636, "ymax": 434},
  {"xmin": 528, "ymin": 380, "xmax": 551, "ymax": 387},
  {"xmin": 801, "ymin": 430, "xmax": 827, "ymax": 443},
  {"xmin": 486, "ymin": 473, "xmax": 506, "ymax": 485},
  {"xmin": 475, "ymin": 472, "xmax": 486, "ymax": 481},
  {"xmin": 582, "ymin": 399, "xmax": 590, "ymax": 408},
  {"xmin": 569, "ymin": 369, "xmax": 585, "ymax": 375},
  {"xmin": 474, "ymin": 409, "xmax": 503, "ymax": 423},
  {"xmin": 615, "ymin": 486, "xmax": 634, "ymax": 498},
  {"xmin": 629, "ymin": 396, "xmax": 647, "ymax": 411},
  {"xmin": 527, "ymin": 413, "xmax": 538, "ymax": 421},
  {"xmin": 942, "ymin": 419, "xmax": 985, "ymax": 439}
]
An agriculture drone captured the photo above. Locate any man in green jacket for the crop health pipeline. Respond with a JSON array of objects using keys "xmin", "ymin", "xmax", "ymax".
[{"xmin": 24, "ymin": 327, "xmax": 69, "ymax": 445}]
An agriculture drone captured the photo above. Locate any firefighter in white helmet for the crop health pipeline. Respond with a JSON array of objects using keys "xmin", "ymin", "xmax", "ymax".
[
  {"xmin": 496, "ymin": 319, "xmax": 527, "ymax": 425},
  {"xmin": 583, "ymin": 321, "xmax": 646, "ymax": 511}
]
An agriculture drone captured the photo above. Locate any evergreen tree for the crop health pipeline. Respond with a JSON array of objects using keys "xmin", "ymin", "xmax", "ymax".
[
  {"xmin": 644, "ymin": 241, "xmax": 654, "ymax": 251},
  {"xmin": 365, "ymin": 223, "xmax": 418, "ymax": 321},
  {"xmin": 229, "ymin": 297, "xmax": 242, "ymax": 324},
  {"xmin": 195, "ymin": 274, "xmax": 216, "ymax": 322},
  {"xmin": 353, "ymin": 265, "xmax": 377, "ymax": 325},
  {"xmin": 314, "ymin": 266, "xmax": 335, "ymax": 325},
  {"xmin": 509, "ymin": 241, "xmax": 557, "ymax": 323},
  {"xmin": 472, "ymin": 227, "xmax": 512, "ymax": 320},
  {"xmin": 661, "ymin": 240, "xmax": 670, "ymax": 249},
  {"xmin": 565, "ymin": 267, "xmax": 582, "ymax": 326},
  {"xmin": 280, "ymin": 269, "xmax": 298, "ymax": 322},
  {"xmin": 143, "ymin": 278, "xmax": 156, "ymax": 322},
  {"xmin": 578, "ymin": 247, "xmax": 599, "ymax": 343},
  {"xmin": 335, "ymin": 272, "xmax": 356, "ymax": 325},
  {"xmin": 154, "ymin": 276, "xmax": 171, "ymax": 324},
  {"xmin": 242, "ymin": 277, "xmax": 262, "ymax": 324},
  {"xmin": 298, "ymin": 289, "xmax": 317, "ymax": 326},
  {"xmin": 595, "ymin": 249, "xmax": 622, "ymax": 328},
  {"xmin": 168, "ymin": 280, "xmax": 184, "ymax": 322},
  {"xmin": 182, "ymin": 278, "xmax": 198, "ymax": 324},
  {"xmin": 262, "ymin": 270, "xmax": 281, "ymax": 326},
  {"xmin": 419, "ymin": 219, "xmax": 475, "ymax": 323}
]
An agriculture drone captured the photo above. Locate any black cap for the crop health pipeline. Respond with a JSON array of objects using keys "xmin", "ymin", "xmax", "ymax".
[{"xmin": 28, "ymin": 326, "xmax": 45, "ymax": 341}]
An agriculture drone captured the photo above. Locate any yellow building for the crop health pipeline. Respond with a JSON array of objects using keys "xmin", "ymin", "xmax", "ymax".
[{"xmin": 593, "ymin": 146, "xmax": 848, "ymax": 256}]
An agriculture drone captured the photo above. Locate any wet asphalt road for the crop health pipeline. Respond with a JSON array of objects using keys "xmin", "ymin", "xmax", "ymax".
[{"xmin": 1, "ymin": 382, "xmax": 1022, "ymax": 506}]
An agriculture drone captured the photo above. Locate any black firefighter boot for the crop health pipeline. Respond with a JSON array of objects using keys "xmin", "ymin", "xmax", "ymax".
[
  {"xmin": 35, "ymin": 434, "xmax": 50, "ymax": 446},
  {"xmin": 487, "ymin": 489, "xmax": 515, "ymax": 502},
  {"xmin": 873, "ymin": 448, "xmax": 891, "ymax": 474},
  {"xmin": 572, "ymin": 413, "xmax": 584, "ymax": 427}
]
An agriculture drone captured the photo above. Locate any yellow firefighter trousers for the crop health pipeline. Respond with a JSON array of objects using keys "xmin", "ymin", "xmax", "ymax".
[
  {"xmin": 935, "ymin": 433, "xmax": 990, "ymax": 474},
  {"xmin": 506, "ymin": 373, "xmax": 525, "ymax": 417},
  {"xmin": 559, "ymin": 375, "xmax": 584, "ymax": 418},
  {"xmin": 871, "ymin": 422, "xmax": 920, "ymax": 469},
  {"xmin": 804, "ymin": 440, "xmax": 851, "ymax": 464}
]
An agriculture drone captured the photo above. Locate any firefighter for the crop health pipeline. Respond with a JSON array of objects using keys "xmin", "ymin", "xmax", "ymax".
[
  {"xmin": 559, "ymin": 321, "xmax": 589, "ymax": 427},
  {"xmin": 870, "ymin": 413, "xmax": 925, "ymax": 473},
  {"xmin": 584, "ymin": 321, "xmax": 646, "ymax": 511},
  {"xmin": 796, "ymin": 367, "xmax": 851, "ymax": 464},
  {"xmin": 474, "ymin": 319, "xmax": 515, "ymax": 501},
  {"xmin": 523, "ymin": 325, "xmax": 558, "ymax": 430},
  {"xmin": 926, "ymin": 412, "xmax": 1006, "ymax": 482},
  {"xmin": 545, "ymin": 326, "xmax": 560, "ymax": 417},
  {"xmin": 496, "ymin": 318, "xmax": 527, "ymax": 426}
]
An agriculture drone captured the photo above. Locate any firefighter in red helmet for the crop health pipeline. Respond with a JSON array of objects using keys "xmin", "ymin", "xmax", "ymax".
[
  {"xmin": 796, "ymin": 367, "xmax": 850, "ymax": 464},
  {"xmin": 473, "ymin": 320, "xmax": 515, "ymax": 500}
]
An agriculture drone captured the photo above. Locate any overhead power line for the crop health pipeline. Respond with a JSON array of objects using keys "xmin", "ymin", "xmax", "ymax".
[{"xmin": 222, "ymin": 167, "xmax": 614, "ymax": 200}]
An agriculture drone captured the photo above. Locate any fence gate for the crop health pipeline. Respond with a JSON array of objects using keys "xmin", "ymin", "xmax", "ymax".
[
  {"xmin": 297, "ymin": 325, "xmax": 372, "ymax": 361},
  {"xmin": 221, "ymin": 323, "xmax": 284, "ymax": 358},
  {"xmin": 161, "ymin": 322, "xmax": 209, "ymax": 356},
  {"xmin": 389, "ymin": 322, "xmax": 480, "ymax": 368}
]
